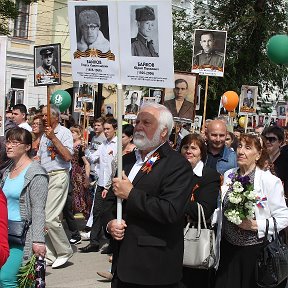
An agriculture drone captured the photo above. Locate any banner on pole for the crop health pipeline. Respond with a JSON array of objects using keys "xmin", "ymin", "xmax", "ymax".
[{"xmin": 68, "ymin": 0, "xmax": 174, "ymax": 88}]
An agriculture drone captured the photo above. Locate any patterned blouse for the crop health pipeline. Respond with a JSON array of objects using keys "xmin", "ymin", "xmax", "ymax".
[{"xmin": 222, "ymin": 169, "xmax": 264, "ymax": 246}]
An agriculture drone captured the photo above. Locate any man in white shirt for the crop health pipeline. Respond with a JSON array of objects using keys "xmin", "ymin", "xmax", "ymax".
[
  {"xmin": 12, "ymin": 104, "xmax": 32, "ymax": 132},
  {"xmin": 80, "ymin": 118, "xmax": 117, "ymax": 252}
]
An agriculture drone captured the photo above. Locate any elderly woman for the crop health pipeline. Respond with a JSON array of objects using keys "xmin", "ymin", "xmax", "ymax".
[
  {"xmin": 0, "ymin": 128, "xmax": 48, "ymax": 287},
  {"xmin": 179, "ymin": 134, "xmax": 221, "ymax": 288},
  {"xmin": 0, "ymin": 188, "xmax": 9, "ymax": 268},
  {"xmin": 31, "ymin": 115, "xmax": 45, "ymax": 157},
  {"xmin": 215, "ymin": 134, "xmax": 288, "ymax": 288}
]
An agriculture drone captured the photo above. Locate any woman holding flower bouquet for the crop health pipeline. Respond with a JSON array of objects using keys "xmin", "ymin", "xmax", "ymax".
[
  {"xmin": 0, "ymin": 128, "xmax": 48, "ymax": 288},
  {"xmin": 215, "ymin": 134, "xmax": 288, "ymax": 288}
]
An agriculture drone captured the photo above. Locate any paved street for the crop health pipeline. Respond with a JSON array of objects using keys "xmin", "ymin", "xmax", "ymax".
[{"xmin": 46, "ymin": 218, "xmax": 111, "ymax": 288}]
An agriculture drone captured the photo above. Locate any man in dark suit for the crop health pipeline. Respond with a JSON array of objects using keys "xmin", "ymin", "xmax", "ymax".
[
  {"xmin": 102, "ymin": 103, "xmax": 193, "ymax": 287},
  {"xmin": 164, "ymin": 79, "xmax": 194, "ymax": 120}
]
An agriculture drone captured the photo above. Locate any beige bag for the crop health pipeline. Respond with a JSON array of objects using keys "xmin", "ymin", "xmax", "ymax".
[{"xmin": 183, "ymin": 203, "xmax": 216, "ymax": 269}]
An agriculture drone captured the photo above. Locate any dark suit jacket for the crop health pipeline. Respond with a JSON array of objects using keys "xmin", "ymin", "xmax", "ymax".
[
  {"xmin": 184, "ymin": 166, "xmax": 220, "ymax": 223},
  {"xmin": 164, "ymin": 99, "xmax": 194, "ymax": 120},
  {"xmin": 102, "ymin": 142, "xmax": 193, "ymax": 285}
]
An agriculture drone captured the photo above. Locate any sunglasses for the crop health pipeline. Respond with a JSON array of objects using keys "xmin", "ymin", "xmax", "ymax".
[{"xmin": 264, "ymin": 136, "xmax": 278, "ymax": 143}]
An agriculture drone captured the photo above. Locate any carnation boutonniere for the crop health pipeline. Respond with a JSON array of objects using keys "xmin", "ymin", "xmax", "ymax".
[
  {"xmin": 224, "ymin": 172, "xmax": 257, "ymax": 225},
  {"xmin": 141, "ymin": 152, "xmax": 160, "ymax": 174}
]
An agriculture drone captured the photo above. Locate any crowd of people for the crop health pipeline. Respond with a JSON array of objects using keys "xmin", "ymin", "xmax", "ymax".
[{"xmin": 0, "ymin": 102, "xmax": 288, "ymax": 288}]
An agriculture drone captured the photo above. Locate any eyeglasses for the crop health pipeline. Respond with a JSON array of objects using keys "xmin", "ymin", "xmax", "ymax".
[
  {"xmin": 82, "ymin": 24, "xmax": 99, "ymax": 31},
  {"xmin": 264, "ymin": 136, "xmax": 278, "ymax": 143},
  {"xmin": 5, "ymin": 141, "xmax": 24, "ymax": 147}
]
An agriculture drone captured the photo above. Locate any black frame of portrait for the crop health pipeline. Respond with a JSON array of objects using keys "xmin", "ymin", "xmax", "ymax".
[
  {"xmin": 34, "ymin": 43, "xmax": 61, "ymax": 87},
  {"xmin": 164, "ymin": 71, "xmax": 198, "ymax": 121},
  {"xmin": 192, "ymin": 29, "xmax": 227, "ymax": 77}
]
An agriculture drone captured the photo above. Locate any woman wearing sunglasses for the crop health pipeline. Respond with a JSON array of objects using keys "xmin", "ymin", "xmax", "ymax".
[{"xmin": 263, "ymin": 126, "xmax": 288, "ymax": 201}]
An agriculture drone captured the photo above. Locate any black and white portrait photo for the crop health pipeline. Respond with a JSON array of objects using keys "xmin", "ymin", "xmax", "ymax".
[
  {"xmin": 105, "ymin": 104, "xmax": 114, "ymax": 116},
  {"xmin": 124, "ymin": 90, "xmax": 142, "ymax": 116},
  {"xmin": 34, "ymin": 43, "xmax": 61, "ymax": 86},
  {"xmin": 192, "ymin": 29, "xmax": 227, "ymax": 77},
  {"xmin": 130, "ymin": 5, "xmax": 159, "ymax": 57},
  {"xmin": 278, "ymin": 105, "xmax": 286, "ymax": 117},
  {"xmin": 149, "ymin": 88, "xmax": 163, "ymax": 104},
  {"xmin": 75, "ymin": 6, "xmax": 110, "ymax": 53}
]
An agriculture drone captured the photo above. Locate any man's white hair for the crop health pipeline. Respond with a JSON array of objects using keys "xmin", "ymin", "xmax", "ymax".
[{"xmin": 140, "ymin": 102, "xmax": 174, "ymax": 138}]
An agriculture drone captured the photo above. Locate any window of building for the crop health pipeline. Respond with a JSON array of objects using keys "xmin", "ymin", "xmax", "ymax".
[{"xmin": 13, "ymin": 0, "xmax": 30, "ymax": 38}]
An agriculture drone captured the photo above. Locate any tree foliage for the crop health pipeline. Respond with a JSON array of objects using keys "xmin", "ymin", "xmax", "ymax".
[
  {"xmin": 173, "ymin": 0, "xmax": 288, "ymax": 118},
  {"xmin": 0, "ymin": 0, "xmax": 39, "ymax": 36}
]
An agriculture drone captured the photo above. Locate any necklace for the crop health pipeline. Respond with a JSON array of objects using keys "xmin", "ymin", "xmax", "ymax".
[{"xmin": 11, "ymin": 161, "xmax": 27, "ymax": 173}]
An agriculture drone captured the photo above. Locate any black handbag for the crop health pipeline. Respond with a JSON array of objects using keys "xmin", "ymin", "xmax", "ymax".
[
  {"xmin": 256, "ymin": 218, "xmax": 288, "ymax": 287},
  {"xmin": 8, "ymin": 219, "xmax": 31, "ymax": 246}
]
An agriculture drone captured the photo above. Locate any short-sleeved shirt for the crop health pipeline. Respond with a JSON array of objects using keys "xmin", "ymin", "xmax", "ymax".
[{"xmin": 38, "ymin": 124, "xmax": 73, "ymax": 172}]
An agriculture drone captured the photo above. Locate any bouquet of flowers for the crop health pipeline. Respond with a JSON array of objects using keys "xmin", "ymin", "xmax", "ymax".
[
  {"xmin": 18, "ymin": 255, "xmax": 46, "ymax": 288},
  {"xmin": 224, "ymin": 172, "xmax": 257, "ymax": 225}
]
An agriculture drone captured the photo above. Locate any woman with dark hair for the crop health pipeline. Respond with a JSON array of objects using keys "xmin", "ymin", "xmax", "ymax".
[
  {"xmin": 215, "ymin": 134, "xmax": 288, "ymax": 288},
  {"xmin": 179, "ymin": 134, "xmax": 221, "ymax": 288},
  {"xmin": 0, "ymin": 127, "xmax": 48, "ymax": 287},
  {"xmin": 0, "ymin": 188, "xmax": 9, "ymax": 268},
  {"xmin": 122, "ymin": 124, "xmax": 136, "ymax": 155},
  {"xmin": 31, "ymin": 115, "xmax": 45, "ymax": 157}
]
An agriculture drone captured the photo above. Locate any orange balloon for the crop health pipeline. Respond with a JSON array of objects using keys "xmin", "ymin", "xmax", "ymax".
[{"xmin": 222, "ymin": 91, "xmax": 239, "ymax": 112}]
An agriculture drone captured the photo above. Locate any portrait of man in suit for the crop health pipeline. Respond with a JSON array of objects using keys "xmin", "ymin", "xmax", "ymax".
[
  {"xmin": 102, "ymin": 103, "xmax": 193, "ymax": 287},
  {"xmin": 164, "ymin": 78, "xmax": 194, "ymax": 120}
]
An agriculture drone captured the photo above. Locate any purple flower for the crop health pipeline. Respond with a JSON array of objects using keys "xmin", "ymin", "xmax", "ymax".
[
  {"xmin": 237, "ymin": 175, "xmax": 250, "ymax": 185},
  {"xmin": 228, "ymin": 172, "xmax": 234, "ymax": 179}
]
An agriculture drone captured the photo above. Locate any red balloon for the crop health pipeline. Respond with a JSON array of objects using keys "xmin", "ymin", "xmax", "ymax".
[{"xmin": 222, "ymin": 91, "xmax": 239, "ymax": 112}]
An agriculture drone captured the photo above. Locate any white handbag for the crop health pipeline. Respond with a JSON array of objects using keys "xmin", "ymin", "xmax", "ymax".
[{"xmin": 183, "ymin": 203, "xmax": 216, "ymax": 269}]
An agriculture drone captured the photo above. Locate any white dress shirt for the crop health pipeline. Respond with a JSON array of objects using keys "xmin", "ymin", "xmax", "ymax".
[{"xmin": 85, "ymin": 136, "xmax": 117, "ymax": 187}]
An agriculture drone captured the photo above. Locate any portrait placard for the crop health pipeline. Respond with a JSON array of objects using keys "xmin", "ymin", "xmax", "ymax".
[
  {"xmin": 0, "ymin": 36, "xmax": 7, "ymax": 136},
  {"xmin": 193, "ymin": 115, "xmax": 202, "ymax": 131},
  {"xmin": 68, "ymin": 1, "xmax": 120, "ymax": 83},
  {"xmin": 149, "ymin": 88, "xmax": 163, "ymax": 104},
  {"xmin": 164, "ymin": 72, "xmax": 198, "ymax": 121},
  {"xmin": 278, "ymin": 105, "xmax": 286, "ymax": 118},
  {"xmin": 124, "ymin": 90, "xmax": 142, "ymax": 119},
  {"xmin": 73, "ymin": 82, "xmax": 96, "ymax": 116},
  {"xmin": 239, "ymin": 85, "xmax": 258, "ymax": 114},
  {"xmin": 34, "ymin": 43, "xmax": 61, "ymax": 86},
  {"xmin": 118, "ymin": 0, "xmax": 174, "ymax": 88},
  {"xmin": 192, "ymin": 29, "xmax": 227, "ymax": 77}
]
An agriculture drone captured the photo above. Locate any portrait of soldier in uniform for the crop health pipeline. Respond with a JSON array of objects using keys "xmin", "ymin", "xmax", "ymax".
[
  {"xmin": 125, "ymin": 91, "xmax": 139, "ymax": 114},
  {"xmin": 76, "ymin": 9, "xmax": 110, "ymax": 53},
  {"xmin": 242, "ymin": 88, "xmax": 254, "ymax": 108},
  {"xmin": 193, "ymin": 31, "xmax": 224, "ymax": 68},
  {"xmin": 35, "ymin": 45, "xmax": 60, "ymax": 86},
  {"xmin": 131, "ymin": 6, "xmax": 159, "ymax": 57}
]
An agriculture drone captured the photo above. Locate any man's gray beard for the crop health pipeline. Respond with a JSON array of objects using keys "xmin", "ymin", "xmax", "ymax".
[{"xmin": 133, "ymin": 128, "xmax": 162, "ymax": 150}]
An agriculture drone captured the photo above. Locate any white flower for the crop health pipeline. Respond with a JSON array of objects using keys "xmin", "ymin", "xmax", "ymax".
[
  {"xmin": 233, "ymin": 181, "xmax": 244, "ymax": 193},
  {"xmin": 225, "ymin": 210, "xmax": 242, "ymax": 225},
  {"xmin": 244, "ymin": 201, "xmax": 255, "ymax": 209},
  {"xmin": 226, "ymin": 178, "xmax": 232, "ymax": 185},
  {"xmin": 228, "ymin": 193, "xmax": 242, "ymax": 204},
  {"xmin": 245, "ymin": 190, "xmax": 257, "ymax": 200}
]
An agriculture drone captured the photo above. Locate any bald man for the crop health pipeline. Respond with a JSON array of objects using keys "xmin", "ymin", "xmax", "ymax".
[{"xmin": 205, "ymin": 120, "xmax": 237, "ymax": 175}]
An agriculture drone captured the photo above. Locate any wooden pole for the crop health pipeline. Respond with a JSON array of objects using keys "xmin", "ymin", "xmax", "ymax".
[
  {"xmin": 244, "ymin": 114, "xmax": 248, "ymax": 133},
  {"xmin": 201, "ymin": 76, "xmax": 209, "ymax": 132},
  {"xmin": 116, "ymin": 84, "xmax": 123, "ymax": 223},
  {"xmin": 83, "ymin": 102, "xmax": 87, "ymax": 141},
  {"xmin": 47, "ymin": 86, "xmax": 51, "ymax": 126}
]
